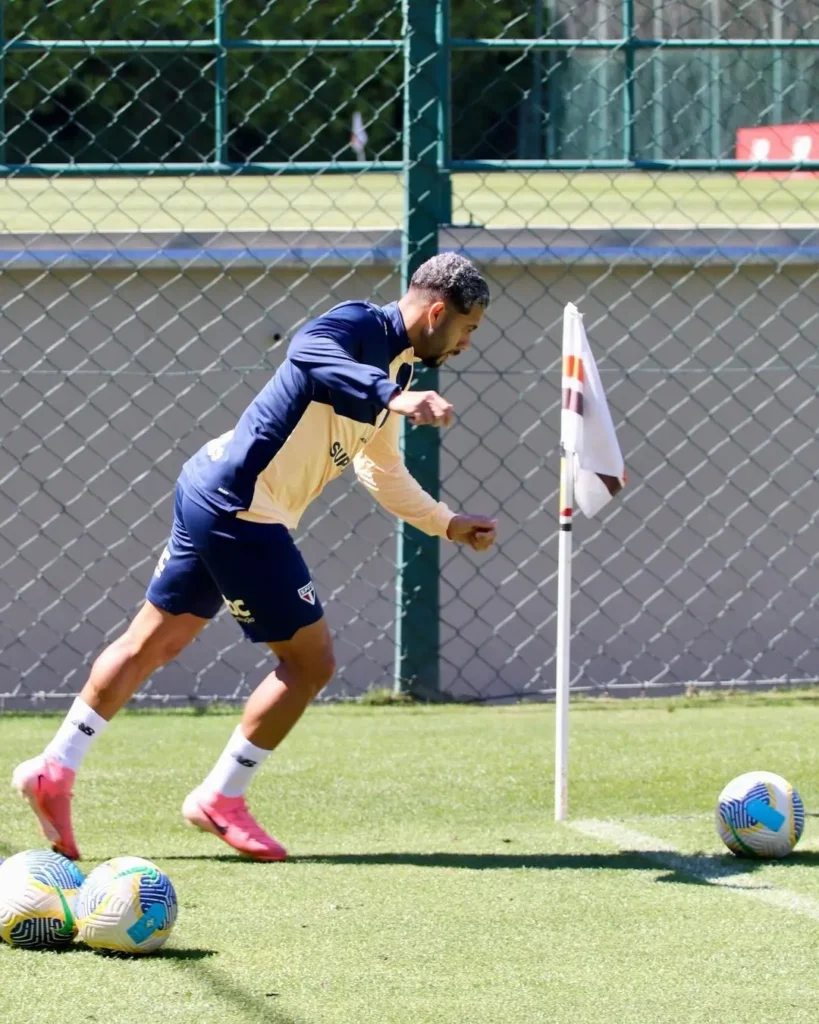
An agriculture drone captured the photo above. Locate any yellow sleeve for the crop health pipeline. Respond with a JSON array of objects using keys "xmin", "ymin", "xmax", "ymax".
[{"xmin": 353, "ymin": 413, "xmax": 454, "ymax": 538}]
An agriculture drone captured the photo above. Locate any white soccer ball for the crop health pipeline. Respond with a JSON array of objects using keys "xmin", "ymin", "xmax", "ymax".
[
  {"xmin": 75, "ymin": 856, "xmax": 178, "ymax": 955},
  {"xmin": 716, "ymin": 770, "xmax": 805, "ymax": 858},
  {"xmin": 0, "ymin": 849, "xmax": 85, "ymax": 948}
]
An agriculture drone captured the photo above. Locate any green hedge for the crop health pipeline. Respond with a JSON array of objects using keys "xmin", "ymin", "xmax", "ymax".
[{"xmin": 3, "ymin": 2, "xmax": 817, "ymax": 166}]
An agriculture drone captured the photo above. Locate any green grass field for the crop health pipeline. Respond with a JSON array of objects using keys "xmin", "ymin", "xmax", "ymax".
[
  {"xmin": 1, "ymin": 172, "xmax": 817, "ymax": 234},
  {"xmin": 3, "ymin": 693, "xmax": 819, "ymax": 1024}
]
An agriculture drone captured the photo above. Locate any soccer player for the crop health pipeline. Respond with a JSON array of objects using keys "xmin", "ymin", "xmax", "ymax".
[{"xmin": 12, "ymin": 253, "xmax": 498, "ymax": 862}]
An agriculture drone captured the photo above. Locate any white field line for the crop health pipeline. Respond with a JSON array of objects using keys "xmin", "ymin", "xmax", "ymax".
[{"xmin": 570, "ymin": 819, "xmax": 819, "ymax": 923}]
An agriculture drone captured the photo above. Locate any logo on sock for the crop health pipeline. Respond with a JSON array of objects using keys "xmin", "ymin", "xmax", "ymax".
[
  {"xmin": 72, "ymin": 720, "xmax": 95, "ymax": 737},
  {"xmin": 234, "ymin": 755, "xmax": 257, "ymax": 768},
  {"xmin": 298, "ymin": 582, "xmax": 316, "ymax": 606}
]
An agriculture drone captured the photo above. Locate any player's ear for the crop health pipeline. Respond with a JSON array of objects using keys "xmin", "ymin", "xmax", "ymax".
[{"xmin": 428, "ymin": 300, "xmax": 446, "ymax": 327}]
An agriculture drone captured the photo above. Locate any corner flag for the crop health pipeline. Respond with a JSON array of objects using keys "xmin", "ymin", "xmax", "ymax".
[{"xmin": 560, "ymin": 303, "xmax": 625, "ymax": 517}]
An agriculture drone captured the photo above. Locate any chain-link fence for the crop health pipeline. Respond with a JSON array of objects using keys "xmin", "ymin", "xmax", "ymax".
[{"xmin": 1, "ymin": 1, "xmax": 818, "ymax": 707}]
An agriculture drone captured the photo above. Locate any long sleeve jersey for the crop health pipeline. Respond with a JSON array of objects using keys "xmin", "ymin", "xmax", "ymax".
[{"xmin": 181, "ymin": 300, "xmax": 454, "ymax": 538}]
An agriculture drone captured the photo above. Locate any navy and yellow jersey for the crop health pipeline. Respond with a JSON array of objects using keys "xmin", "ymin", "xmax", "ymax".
[{"xmin": 180, "ymin": 300, "xmax": 454, "ymax": 539}]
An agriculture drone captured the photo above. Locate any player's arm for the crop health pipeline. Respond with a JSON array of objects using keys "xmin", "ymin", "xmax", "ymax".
[
  {"xmin": 287, "ymin": 313, "xmax": 400, "ymax": 415},
  {"xmin": 289, "ymin": 307, "xmax": 458, "ymax": 428},
  {"xmin": 353, "ymin": 413, "xmax": 497, "ymax": 550},
  {"xmin": 288, "ymin": 311, "xmax": 457, "ymax": 427}
]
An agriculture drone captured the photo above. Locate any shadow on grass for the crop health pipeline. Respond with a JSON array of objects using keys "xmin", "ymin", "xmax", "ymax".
[
  {"xmin": 152, "ymin": 848, "xmax": 819, "ymax": 892},
  {"xmin": 166, "ymin": 956, "xmax": 306, "ymax": 1024},
  {"xmin": 5, "ymin": 944, "xmax": 299, "ymax": 1022},
  {"xmin": 4, "ymin": 942, "xmax": 90, "ymax": 955},
  {"xmin": 147, "ymin": 947, "xmax": 219, "ymax": 961},
  {"xmin": 662, "ymin": 850, "xmax": 819, "ymax": 874},
  {"xmin": 7, "ymin": 944, "xmax": 219, "ymax": 958},
  {"xmin": 293, "ymin": 848, "xmax": 819, "ymax": 872},
  {"xmin": 290, "ymin": 849, "xmax": 819, "ymax": 891},
  {"xmin": 159, "ymin": 851, "xmax": 672, "ymax": 871},
  {"xmin": 291, "ymin": 851, "xmax": 673, "ymax": 871},
  {"xmin": 631, "ymin": 848, "xmax": 819, "ymax": 888},
  {"xmin": 159, "ymin": 853, "xmax": 268, "ymax": 863},
  {"xmin": 745, "ymin": 850, "xmax": 819, "ymax": 869}
]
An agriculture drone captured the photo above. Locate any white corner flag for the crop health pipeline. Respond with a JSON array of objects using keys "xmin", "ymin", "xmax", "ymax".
[
  {"xmin": 350, "ymin": 112, "xmax": 368, "ymax": 162},
  {"xmin": 560, "ymin": 303, "xmax": 626, "ymax": 517},
  {"xmin": 555, "ymin": 303, "xmax": 626, "ymax": 822}
]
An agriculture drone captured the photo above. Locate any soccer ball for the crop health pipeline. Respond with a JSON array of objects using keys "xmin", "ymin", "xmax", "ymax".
[
  {"xmin": 75, "ymin": 856, "xmax": 178, "ymax": 954},
  {"xmin": 716, "ymin": 770, "xmax": 805, "ymax": 859},
  {"xmin": 0, "ymin": 849, "xmax": 85, "ymax": 948}
]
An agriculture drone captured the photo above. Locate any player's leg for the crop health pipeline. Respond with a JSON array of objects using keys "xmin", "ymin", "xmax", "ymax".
[
  {"xmin": 12, "ymin": 484, "xmax": 222, "ymax": 859},
  {"xmin": 78, "ymin": 602, "xmax": 209, "ymax": 720},
  {"xmin": 178, "ymin": 499, "xmax": 332, "ymax": 860},
  {"xmin": 241, "ymin": 615, "xmax": 336, "ymax": 749},
  {"xmin": 12, "ymin": 603, "xmax": 209, "ymax": 860},
  {"xmin": 183, "ymin": 617, "xmax": 335, "ymax": 861}
]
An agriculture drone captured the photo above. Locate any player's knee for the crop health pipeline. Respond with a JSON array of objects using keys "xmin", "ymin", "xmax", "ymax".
[
  {"xmin": 284, "ymin": 646, "xmax": 336, "ymax": 696},
  {"xmin": 152, "ymin": 634, "xmax": 190, "ymax": 666},
  {"xmin": 120, "ymin": 626, "xmax": 188, "ymax": 672},
  {"xmin": 311, "ymin": 648, "xmax": 336, "ymax": 694}
]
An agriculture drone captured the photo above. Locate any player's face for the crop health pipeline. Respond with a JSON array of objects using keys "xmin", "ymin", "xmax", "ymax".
[{"xmin": 417, "ymin": 301, "xmax": 484, "ymax": 369}]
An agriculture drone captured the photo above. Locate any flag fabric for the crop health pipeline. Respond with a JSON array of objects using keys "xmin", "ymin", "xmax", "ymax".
[
  {"xmin": 350, "ymin": 112, "xmax": 368, "ymax": 161},
  {"xmin": 560, "ymin": 303, "xmax": 626, "ymax": 517}
]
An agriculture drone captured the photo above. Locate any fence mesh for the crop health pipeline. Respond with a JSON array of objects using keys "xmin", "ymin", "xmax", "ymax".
[{"xmin": 1, "ymin": 1, "xmax": 819, "ymax": 706}]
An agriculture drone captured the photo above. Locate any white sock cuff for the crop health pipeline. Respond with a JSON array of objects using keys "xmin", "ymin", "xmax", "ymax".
[
  {"xmin": 43, "ymin": 695, "xmax": 109, "ymax": 771},
  {"xmin": 227, "ymin": 726, "xmax": 272, "ymax": 765},
  {"xmin": 200, "ymin": 725, "xmax": 273, "ymax": 798},
  {"xmin": 69, "ymin": 697, "xmax": 110, "ymax": 734}
]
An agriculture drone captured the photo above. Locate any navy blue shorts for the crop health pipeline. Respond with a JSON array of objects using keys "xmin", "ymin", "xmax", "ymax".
[{"xmin": 146, "ymin": 483, "xmax": 324, "ymax": 643}]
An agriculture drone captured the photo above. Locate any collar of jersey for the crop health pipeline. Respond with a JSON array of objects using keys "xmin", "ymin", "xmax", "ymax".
[{"xmin": 381, "ymin": 301, "xmax": 413, "ymax": 362}]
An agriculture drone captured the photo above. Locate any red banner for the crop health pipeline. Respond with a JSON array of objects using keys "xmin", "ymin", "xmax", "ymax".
[{"xmin": 736, "ymin": 123, "xmax": 819, "ymax": 178}]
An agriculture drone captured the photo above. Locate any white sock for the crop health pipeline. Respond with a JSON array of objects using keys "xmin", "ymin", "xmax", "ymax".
[
  {"xmin": 44, "ymin": 697, "xmax": 110, "ymax": 772},
  {"xmin": 200, "ymin": 726, "xmax": 272, "ymax": 799}
]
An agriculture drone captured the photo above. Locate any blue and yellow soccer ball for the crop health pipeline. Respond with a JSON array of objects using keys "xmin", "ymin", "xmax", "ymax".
[
  {"xmin": 75, "ymin": 856, "xmax": 178, "ymax": 955},
  {"xmin": 0, "ymin": 849, "xmax": 85, "ymax": 948},
  {"xmin": 716, "ymin": 770, "xmax": 804, "ymax": 858}
]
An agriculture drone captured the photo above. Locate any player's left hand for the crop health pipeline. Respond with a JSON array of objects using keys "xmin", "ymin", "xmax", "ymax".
[{"xmin": 446, "ymin": 514, "xmax": 498, "ymax": 552}]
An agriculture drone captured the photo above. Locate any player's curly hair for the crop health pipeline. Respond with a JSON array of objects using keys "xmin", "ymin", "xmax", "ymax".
[{"xmin": 409, "ymin": 253, "xmax": 490, "ymax": 314}]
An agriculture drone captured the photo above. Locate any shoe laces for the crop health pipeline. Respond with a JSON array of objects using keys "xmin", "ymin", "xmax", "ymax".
[{"xmin": 230, "ymin": 801, "xmax": 271, "ymax": 843}]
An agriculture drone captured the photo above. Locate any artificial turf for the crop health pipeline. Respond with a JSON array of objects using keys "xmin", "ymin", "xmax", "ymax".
[{"xmin": 3, "ymin": 694, "xmax": 819, "ymax": 1023}]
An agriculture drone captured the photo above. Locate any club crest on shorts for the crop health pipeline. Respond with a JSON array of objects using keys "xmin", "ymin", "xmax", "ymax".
[{"xmin": 298, "ymin": 581, "xmax": 316, "ymax": 606}]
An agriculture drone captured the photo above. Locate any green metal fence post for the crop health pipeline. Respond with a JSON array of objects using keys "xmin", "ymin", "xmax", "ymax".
[
  {"xmin": 0, "ymin": 4, "xmax": 5, "ymax": 165},
  {"xmin": 652, "ymin": 0, "xmax": 664, "ymax": 161},
  {"xmin": 709, "ymin": 0, "xmax": 722, "ymax": 159},
  {"xmin": 395, "ymin": 0, "xmax": 446, "ymax": 699},
  {"xmin": 772, "ymin": 0, "xmax": 783, "ymax": 125},
  {"xmin": 438, "ymin": 0, "xmax": 453, "ymax": 224},
  {"xmin": 622, "ymin": 0, "xmax": 635, "ymax": 162},
  {"xmin": 531, "ymin": 0, "xmax": 544, "ymax": 160},
  {"xmin": 545, "ymin": 0, "xmax": 558, "ymax": 158},
  {"xmin": 214, "ymin": 0, "xmax": 228, "ymax": 164}
]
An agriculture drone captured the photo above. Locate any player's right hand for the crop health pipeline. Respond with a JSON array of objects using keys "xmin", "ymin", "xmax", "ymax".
[{"xmin": 387, "ymin": 390, "xmax": 454, "ymax": 427}]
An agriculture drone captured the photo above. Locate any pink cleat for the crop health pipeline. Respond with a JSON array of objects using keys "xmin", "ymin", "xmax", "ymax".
[
  {"xmin": 11, "ymin": 756, "xmax": 80, "ymax": 861},
  {"xmin": 182, "ymin": 789, "xmax": 287, "ymax": 862}
]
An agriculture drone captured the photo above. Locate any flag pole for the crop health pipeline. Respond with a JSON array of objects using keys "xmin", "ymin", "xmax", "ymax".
[
  {"xmin": 555, "ymin": 449, "xmax": 573, "ymax": 821},
  {"xmin": 555, "ymin": 302, "xmax": 625, "ymax": 821}
]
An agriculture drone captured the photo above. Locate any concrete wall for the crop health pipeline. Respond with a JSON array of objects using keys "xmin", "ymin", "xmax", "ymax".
[{"xmin": 2, "ymin": 243, "xmax": 818, "ymax": 704}]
